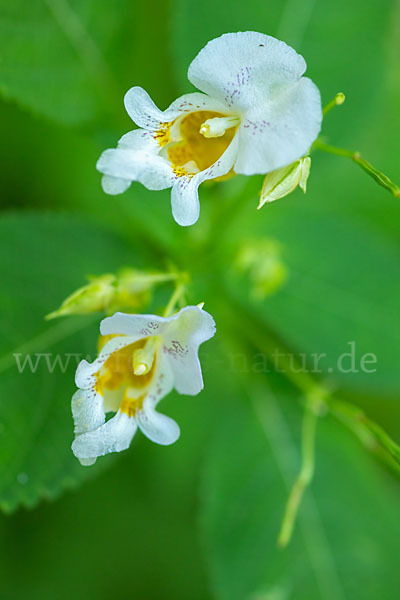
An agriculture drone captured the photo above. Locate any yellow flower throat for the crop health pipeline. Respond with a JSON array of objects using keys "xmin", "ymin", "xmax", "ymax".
[
  {"xmin": 95, "ymin": 336, "xmax": 158, "ymax": 417},
  {"xmin": 157, "ymin": 111, "xmax": 239, "ymax": 177}
]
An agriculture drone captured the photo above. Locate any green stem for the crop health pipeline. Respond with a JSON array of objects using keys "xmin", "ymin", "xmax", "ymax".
[
  {"xmin": 313, "ymin": 139, "xmax": 400, "ymax": 198},
  {"xmin": 227, "ymin": 300, "xmax": 400, "ymax": 473},
  {"xmin": 163, "ymin": 280, "xmax": 186, "ymax": 317},
  {"xmin": 323, "ymin": 92, "xmax": 346, "ymax": 116},
  {"xmin": 278, "ymin": 398, "xmax": 319, "ymax": 548},
  {"xmin": 221, "ymin": 298, "xmax": 400, "ymax": 546},
  {"xmin": 124, "ymin": 272, "xmax": 181, "ymax": 292}
]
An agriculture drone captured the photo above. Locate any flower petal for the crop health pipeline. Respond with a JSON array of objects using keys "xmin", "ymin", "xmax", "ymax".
[
  {"xmin": 149, "ymin": 353, "xmax": 174, "ymax": 401},
  {"xmin": 75, "ymin": 335, "xmax": 137, "ymax": 390},
  {"xmin": 188, "ymin": 32, "xmax": 321, "ymax": 174},
  {"xmin": 188, "ymin": 32, "xmax": 306, "ymax": 110},
  {"xmin": 235, "ymin": 77, "xmax": 322, "ymax": 174},
  {"xmin": 101, "ymin": 175, "xmax": 131, "ymax": 195},
  {"xmin": 117, "ymin": 128, "xmax": 159, "ymax": 151},
  {"xmin": 136, "ymin": 406, "xmax": 180, "ymax": 445},
  {"xmin": 97, "ymin": 143, "xmax": 173, "ymax": 192},
  {"xmin": 162, "ymin": 306, "xmax": 216, "ymax": 395},
  {"xmin": 100, "ymin": 312, "xmax": 169, "ymax": 338},
  {"xmin": 171, "ymin": 134, "xmax": 239, "ymax": 226},
  {"xmin": 71, "ymin": 389, "xmax": 105, "ymax": 436},
  {"xmin": 72, "ymin": 411, "xmax": 137, "ymax": 464},
  {"xmin": 167, "ymin": 92, "xmax": 232, "ymax": 116},
  {"xmin": 135, "ymin": 355, "xmax": 178, "ymax": 445},
  {"xmin": 124, "ymin": 86, "xmax": 169, "ymax": 129},
  {"xmin": 124, "ymin": 87, "xmax": 232, "ymax": 130}
]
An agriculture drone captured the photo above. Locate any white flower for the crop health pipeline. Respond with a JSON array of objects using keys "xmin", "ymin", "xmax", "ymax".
[
  {"xmin": 71, "ymin": 306, "xmax": 216, "ymax": 465},
  {"xmin": 97, "ymin": 31, "xmax": 322, "ymax": 227}
]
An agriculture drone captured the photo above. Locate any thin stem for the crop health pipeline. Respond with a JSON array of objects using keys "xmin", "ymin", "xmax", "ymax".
[
  {"xmin": 163, "ymin": 281, "xmax": 186, "ymax": 317},
  {"xmin": 251, "ymin": 380, "xmax": 346, "ymax": 599},
  {"xmin": 313, "ymin": 139, "xmax": 355, "ymax": 158},
  {"xmin": 277, "ymin": 398, "xmax": 319, "ymax": 548},
  {"xmin": 124, "ymin": 272, "xmax": 181, "ymax": 292},
  {"xmin": 313, "ymin": 139, "xmax": 400, "ymax": 198},
  {"xmin": 323, "ymin": 92, "xmax": 346, "ymax": 116},
  {"xmin": 226, "ymin": 299, "xmax": 400, "ymax": 474}
]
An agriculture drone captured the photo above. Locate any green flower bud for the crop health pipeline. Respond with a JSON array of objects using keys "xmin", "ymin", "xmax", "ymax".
[
  {"xmin": 46, "ymin": 275, "xmax": 116, "ymax": 319},
  {"xmin": 258, "ymin": 157, "xmax": 311, "ymax": 209}
]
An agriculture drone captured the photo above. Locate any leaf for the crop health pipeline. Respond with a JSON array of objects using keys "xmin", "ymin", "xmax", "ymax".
[
  {"xmin": 201, "ymin": 369, "xmax": 400, "ymax": 600},
  {"xmin": 0, "ymin": 212, "xmax": 150, "ymax": 512},
  {"xmin": 221, "ymin": 203, "xmax": 400, "ymax": 397},
  {"xmin": 0, "ymin": 0, "xmax": 176, "ymax": 127}
]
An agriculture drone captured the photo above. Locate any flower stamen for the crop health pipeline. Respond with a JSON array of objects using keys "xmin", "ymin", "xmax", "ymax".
[
  {"xmin": 199, "ymin": 116, "xmax": 240, "ymax": 138},
  {"xmin": 132, "ymin": 337, "xmax": 158, "ymax": 375}
]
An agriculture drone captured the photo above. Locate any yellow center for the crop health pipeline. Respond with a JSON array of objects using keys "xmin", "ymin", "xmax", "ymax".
[
  {"xmin": 157, "ymin": 111, "xmax": 238, "ymax": 177},
  {"xmin": 95, "ymin": 336, "xmax": 158, "ymax": 416},
  {"xmin": 120, "ymin": 391, "xmax": 145, "ymax": 417}
]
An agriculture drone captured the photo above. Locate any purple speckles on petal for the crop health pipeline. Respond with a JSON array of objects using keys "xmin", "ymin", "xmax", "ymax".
[
  {"xmin": 164, "ymin": 340, "xmax": 189, "ymax": 358},
  {"xmin": 242, "ymin": 118, "xmax": 269, "ymax": 135},
  {"xmin": 223, "ymin": 67, "xmax": 252, "ymax": 108}
]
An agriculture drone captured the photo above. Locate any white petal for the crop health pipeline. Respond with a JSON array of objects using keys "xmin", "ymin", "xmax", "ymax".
[
  {"xmin": 97, "ymin": 145, "xmax": 173, "ymax": 192},
  {"xmin": 166, "ymin": 346, "xmax": 204, "ymax": 395},
  {"xmin": 162, "ymin": 306, "xmax": 216, "ymax": 395},
  {"xmin": 124, "ymin": 86, "xmax": 168, "ymax": 129},
  {"xmin": 124, "ymin": 87, "xmax": 232, "ymax": 131},
  {"xmin": 135, "ymin": 355, "xmax": 178, "ymax": 445},
  {"xmin": 170, "ymin": 177, "xmax": 201, "ymax": 227},
  {"xmin": 71, "ymin": 389, "xmax": 105, "ymax": 436},
  {"xmin": 146, "ymin": 353, "xmax": 174, "ymax": 404},
  {"xmin": 188, "ymin": 32, "xmax": 322, "ymax": 174},
  {"xmin": 166, "ymin": 92, "xmax": 232, "ymax": 116},
  {"xmin": 171, "ymin": 134, "xmax": 239, "ymax": 226},
  {"xmin": 100, "ymin": 312, "xmax": 169, "ymax": 338},
  {"xmin": 188, "ymin": 32, "xmax": 306, "ymax": 110},
  {"xmin": 101, "ymin": 175, "xmax": 131, "ymax": 195},
  {"xmin": 235, "ymin": 77, "xmax": 322, "ymax": 174},
  {"xmin": 72, "ymin": 411, "xmax": 137, "ymax": 463},
  {"xmin": 117, "ymin": 128, "xmax": 159, "ymax": 151},
  {"xmin": 75, "ymin": 335, "xmax": 137, "ymax": 390},
  {"xmin": 136, "ymin": 406, "xmax": 180, "ymax": 445}
]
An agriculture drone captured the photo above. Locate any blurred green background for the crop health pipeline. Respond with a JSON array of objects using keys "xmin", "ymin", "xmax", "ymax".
[{"xmin": 0, "ymin": 0, "xmax": 399, "ymax": 598}]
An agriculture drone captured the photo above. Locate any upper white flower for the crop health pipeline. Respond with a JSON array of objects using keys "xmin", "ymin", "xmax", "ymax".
[
  {"xmin": 97, "ymin": 31, "xmax": 322, "ymax": 227},
  {"xmin": 71, "ymin": 306, "xmax": 216, "ymax": 465}
]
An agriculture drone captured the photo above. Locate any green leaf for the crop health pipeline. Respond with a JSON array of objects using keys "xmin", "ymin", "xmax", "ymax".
[
  {"xmin": 202, "ymin": 370, "xmax": 400, "ymax": 600},
  {"xmin": 221, "ymin": 202, "xmax": 400, "ymax": 396},
  {"xmin": 0, "ymin": 0, "xmax": 176, "ymax": 127},
  {"xmin": 0, "ymin": 212, "xmax": 149, "ymax": 512}
]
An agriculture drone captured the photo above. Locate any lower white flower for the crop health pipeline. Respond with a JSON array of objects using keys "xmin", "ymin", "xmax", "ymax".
[
  {"xmin": 97, "ymin": 31, "xmax": 322, "ymax": 227},
  {"xmin": 71, "ymin": 305, "xmax": 216, "ymax": 465}
]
